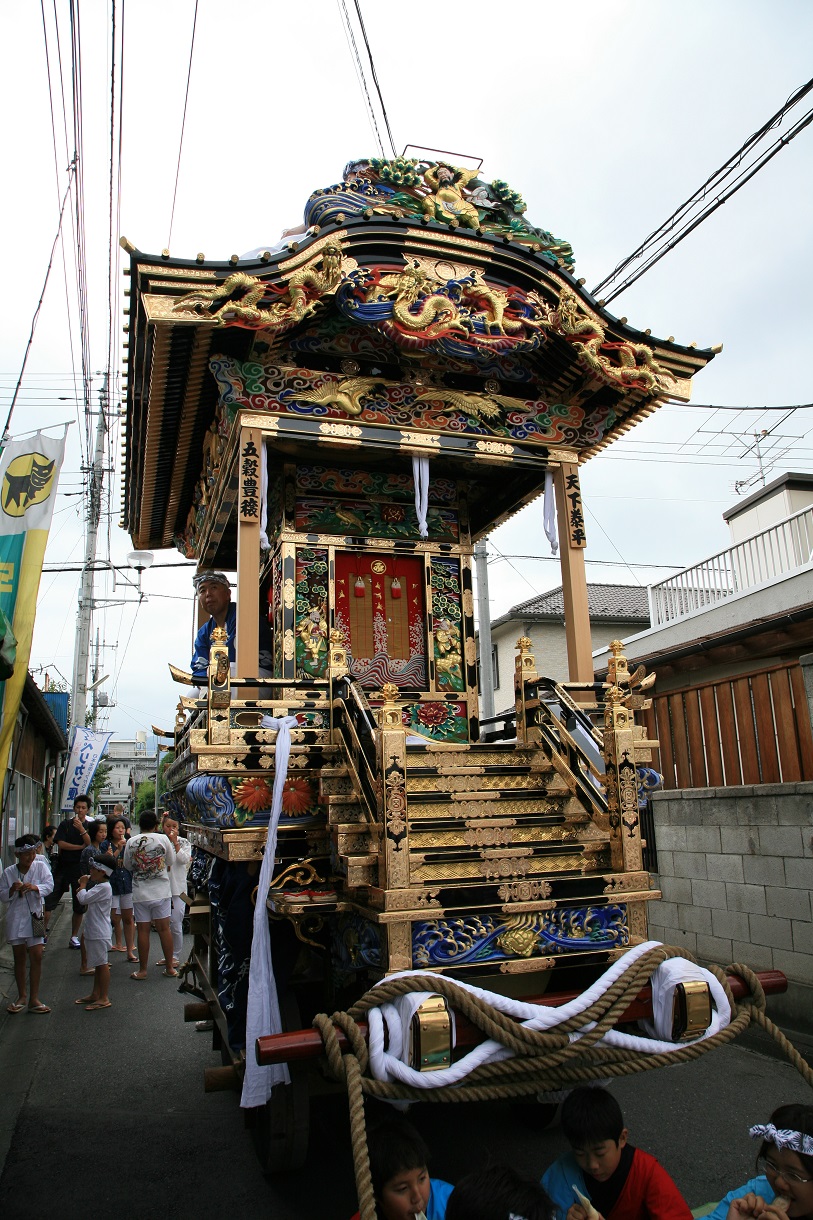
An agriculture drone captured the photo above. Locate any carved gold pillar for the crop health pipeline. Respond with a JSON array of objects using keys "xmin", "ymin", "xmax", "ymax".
[
  {"xmin": 602, "ymin": 676, "xmax": 643, "ymax": 874},
  {"xmin": 553, "ymin": 462, "xmax": 594, "ymax": 683},
  {"xmin": 377, "ymin": 683, "xmax": 409, "ymax": 892},
  {"xmin": 236, "ymin": 422, "xmax": 262, "ymax": 680},
  {"xmin": 207, "ymin": 626, "xmax": 231, "ymax": 746},
  {"xmin": 328, "ymin": 628, "xmax": 348, "ymax": 678},
  {"xmin": 513, "ymin": 636, "xmax": 538, "ymax": 745}
]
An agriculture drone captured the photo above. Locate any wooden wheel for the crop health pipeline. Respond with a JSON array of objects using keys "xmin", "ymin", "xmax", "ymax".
[{"xmin": 249, "ymin": 993, "xmax": 310, "ymax": 1175}]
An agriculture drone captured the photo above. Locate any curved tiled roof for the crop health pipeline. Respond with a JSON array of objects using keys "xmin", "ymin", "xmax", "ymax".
[{"xmin": 493, "ymin": 583, "xmax": 650, "ymax": 628}]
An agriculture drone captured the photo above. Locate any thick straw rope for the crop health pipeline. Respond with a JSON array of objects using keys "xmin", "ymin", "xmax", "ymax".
[{"xmin": 312, "ymin": 947, "xmax": 813, "ymax": 1220}]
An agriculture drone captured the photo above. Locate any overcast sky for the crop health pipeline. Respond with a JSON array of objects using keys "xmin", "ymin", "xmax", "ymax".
[{"xmin": 1, "ymin": 0, "xmax": 812, "ymax": 745}]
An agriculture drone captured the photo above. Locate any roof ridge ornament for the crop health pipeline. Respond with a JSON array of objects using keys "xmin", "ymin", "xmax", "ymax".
[{"xmin": 305, "ymin": 157, "xmax": 575, "ymax": 268}]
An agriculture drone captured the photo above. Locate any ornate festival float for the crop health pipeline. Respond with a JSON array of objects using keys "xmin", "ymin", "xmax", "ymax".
[{"xmin": 120, "ymin": 155, "xmax": 792, "ymax": 1179}]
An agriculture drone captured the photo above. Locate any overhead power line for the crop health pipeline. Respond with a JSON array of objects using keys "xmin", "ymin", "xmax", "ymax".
[
  {"xmin": 2, "ymin": 169, "xmax": 76, "ymax": 445},
  {"xmin": 490, "ymin": 554, "xmax": 686, "ymax": 571},
  {"xmin": 352, "ymin": 0, "xmax": 396, "ymax": 158},
  {"xmin": 668, "ymin": 407, "xmax": 810, "ymax": 417},
  {"xmin": 336, "ymin": 0, "xmax": 395, "ymax": 158},
  {"xmin": 593, "ymin": 76, "xmax": 813, "ymax": 303},
  {"xmin": 167, "ymin": 0, "xmax": 199, "ymax": 250}
]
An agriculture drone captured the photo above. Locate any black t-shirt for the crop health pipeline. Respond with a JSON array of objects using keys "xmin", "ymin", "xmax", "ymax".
[{"xmin": 54, "ymin": 817, "xmax": 92, "ymax": 874}]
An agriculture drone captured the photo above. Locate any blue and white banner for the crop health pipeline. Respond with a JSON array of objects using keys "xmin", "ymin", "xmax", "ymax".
[{"xmin": 60, "ymin": 726, "xmax": 113, "ymax": 811}]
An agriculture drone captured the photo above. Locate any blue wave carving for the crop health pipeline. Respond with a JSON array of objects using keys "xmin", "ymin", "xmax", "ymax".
[
  {"xmin": 186, "ymin": 774, "xmax": 236, "ymax": 828},
  {"xmin": 412, "ymin": 906, "xmax": 629, "ymax": 968}
]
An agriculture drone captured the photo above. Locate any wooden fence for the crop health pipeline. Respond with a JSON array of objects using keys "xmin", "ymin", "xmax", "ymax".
[{"xmin": 642, "ymin": 661, "xmax": 813, "ymax": 789}]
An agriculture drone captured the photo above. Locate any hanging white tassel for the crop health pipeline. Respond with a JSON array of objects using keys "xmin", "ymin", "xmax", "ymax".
[
  {"xmin": 544, "ymin": 469, "xmax": 558, "ymax": 556},
  {"xmin": 240, "ymin": 714, "xmax": 299, "ymax": 1108},
  {"xmin": 413, "ymin": 455, "xmax": 429, "ymax": 539}
]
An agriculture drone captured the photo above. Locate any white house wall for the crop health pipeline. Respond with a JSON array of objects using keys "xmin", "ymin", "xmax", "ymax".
[{"xmin": 489, "ymin": 618, "xmax": 644, "ymax": 712}]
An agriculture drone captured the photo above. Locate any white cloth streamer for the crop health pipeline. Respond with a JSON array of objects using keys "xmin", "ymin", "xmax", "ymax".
[
  {"xmin": 240, "ymin": 714, "xmax": 300, "ymax": 1108},
  {"xmin": 365, "ymin": 942, "xmax": 731, "ymax": 1090},
  {"xmin": 543, "ymin": 469, "xmax": 558, "ymax": 556},
  {"xmin": 259, "ymin": 439, "xmax": 270, "ymax": 552},
  {"xmin": 413, "ymin": 455, "xmax": 429, "ymax": 539}
]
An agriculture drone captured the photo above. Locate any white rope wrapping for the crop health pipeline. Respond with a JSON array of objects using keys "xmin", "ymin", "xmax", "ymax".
[
  {"xmin": 366, "ymin": 941, "xmax": 731, "ymax": 1090},
  {"xmin": 543, "ymin": 468, "xmax": 558, "ymax": 556},
  {"xmin": 413, "ymin": 455, "xmax": 429, "ymax": 539},
  {"xmin": 240, "ymin": 715, "xmax": 299, "ymax": 1108}
]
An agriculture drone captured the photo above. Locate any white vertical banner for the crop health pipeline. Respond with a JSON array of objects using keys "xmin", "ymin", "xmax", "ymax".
[{"xmin": 60, "ymin": 726, "xmax": 113, "ymax": 811}]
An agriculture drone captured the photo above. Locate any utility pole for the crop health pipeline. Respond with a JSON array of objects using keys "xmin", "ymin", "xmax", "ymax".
[
  {"xmin": 70, "ymin": 375, "xmax": 108, "ymax": 731},
  {"xmin": 91, "ymin": 628, "xmax": 101, "ymax": 729},
  {"xmin": 474, "ymin": 539, "xmax": 495, "ymax": 723}
]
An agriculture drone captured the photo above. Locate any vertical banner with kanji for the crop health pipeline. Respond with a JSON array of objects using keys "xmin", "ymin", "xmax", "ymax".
[
  {"xmin": 561, "ymin": 462, "xmax": 587, "ymax": 548},
  {"xmin": 60, "ymin": 726, "xmax": 113, "ymax": 811},
  {"xmin": 0, "ymin": 429, "xmax": 67, "ymax": 781}
]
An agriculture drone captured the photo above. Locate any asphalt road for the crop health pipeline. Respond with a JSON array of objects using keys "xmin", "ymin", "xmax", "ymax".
[{"xmin": 1, "ymin": 906, "xmax": 811, "ymax": 1220}]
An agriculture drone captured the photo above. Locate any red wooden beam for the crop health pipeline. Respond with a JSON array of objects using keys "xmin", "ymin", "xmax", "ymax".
[{"xmin": 255, "ymin": 970, "xmax": 786, "ymax": 1066}]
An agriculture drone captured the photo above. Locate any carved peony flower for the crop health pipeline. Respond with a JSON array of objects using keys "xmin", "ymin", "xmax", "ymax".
[
  {"xmin": 417, "ymin": 702, "xmax": 450, "ymax": 727},
  {"xmin": 281, "ymin": 777, "xmax": 314, "ymax": 816},
  {"xmin": 232, "ymin": 777, "xmax": 272, "ymax": 813}
]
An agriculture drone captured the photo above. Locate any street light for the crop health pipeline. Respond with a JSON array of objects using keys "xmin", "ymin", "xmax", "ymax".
[{"xmin": 127, "ymin": 551, "xmax": 154, "ymax": 573}]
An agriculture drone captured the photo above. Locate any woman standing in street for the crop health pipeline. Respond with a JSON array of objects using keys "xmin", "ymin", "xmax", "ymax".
[
  {"xmin": 107, "ymin": 815, "xmax": 136, "ymax": 962},
  {"xmin": 78, "ymin": 821, "xmax": 110, "ymax": 975}
]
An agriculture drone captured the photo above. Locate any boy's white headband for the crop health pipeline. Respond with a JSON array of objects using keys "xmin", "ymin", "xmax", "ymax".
[{"xmin": 90, "ymin": 859, "xmax": 114, "ymax": 876}]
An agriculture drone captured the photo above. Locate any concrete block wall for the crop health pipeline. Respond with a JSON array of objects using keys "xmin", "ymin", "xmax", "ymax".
[{"xmin": 648, "ymin": 783, "xmax": 813, "ymax": 1034}]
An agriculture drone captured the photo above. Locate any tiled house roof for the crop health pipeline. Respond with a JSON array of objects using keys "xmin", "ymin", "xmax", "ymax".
[{"xmin": 492, "ymin": 583, "xmax": 650, "ymax": 630}]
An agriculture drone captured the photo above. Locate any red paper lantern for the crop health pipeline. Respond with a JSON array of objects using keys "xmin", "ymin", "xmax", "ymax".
[
  {"xmin": 390, "ymin": 576, "xmax": 402, "ymax": 599},
  {"xmin": 354, "ymin": 576, "xmax": 366, "ymax": 598}
]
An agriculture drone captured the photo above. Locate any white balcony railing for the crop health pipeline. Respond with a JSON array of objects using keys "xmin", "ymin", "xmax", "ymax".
[{"xmin": 648, "ymin": 503, "xmax": 813, "ymax": 626}]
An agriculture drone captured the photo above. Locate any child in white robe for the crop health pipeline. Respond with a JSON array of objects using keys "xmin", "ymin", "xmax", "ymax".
[
  {"xmin": 75, "ymin": 854, "xmax": 115, "ymax": 1011},
  {"xmin": 0, "ymin": 834, "xmax": 54, "ymax": 1014}
]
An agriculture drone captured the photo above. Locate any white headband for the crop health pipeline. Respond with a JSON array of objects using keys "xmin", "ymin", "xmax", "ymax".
[
  {"xmin": 750, "ymin": 1124, "xmax": 813, "ymax": 1156},
  {"xmin": 15, "ymin": 840, "xmax": 41, "ymax": 854},
  {"xmin": 90, "ymin": 859, "xmax": 114, "ymax": 876}
]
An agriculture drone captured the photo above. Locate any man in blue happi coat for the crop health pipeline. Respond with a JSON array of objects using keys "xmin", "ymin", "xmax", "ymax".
[{"xmin": 190, "ymin": 571, "xmax": 273, "ymax": 682}]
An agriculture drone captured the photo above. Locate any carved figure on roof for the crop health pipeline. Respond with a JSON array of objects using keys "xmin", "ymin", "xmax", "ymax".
[
  {"xmin": 421, "ymin": 163, "xmax": 482, "ymax": 229},
  {"xmin": 304, "ymin": 158, "xmax": 575, "ymax": 267},
  {"xmin": 173, "ymin": 240, "xmax": 353, "ymax": 335},
  {"xmin": 202, "ymin": 417, "xmax": 225, "ymax": 481}
]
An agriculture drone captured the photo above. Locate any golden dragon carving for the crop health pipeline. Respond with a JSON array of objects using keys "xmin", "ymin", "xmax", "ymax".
[
  {"xmin": 368, "ymin": 260, "xmax": 464, "ymax": 336},
  {"xmin": 173, "ymin": 240, "xmax": 350, "ymax": 333},
  {"xmin": 539, "ymin": 288, "xmax": 674, "ymax": 393}
]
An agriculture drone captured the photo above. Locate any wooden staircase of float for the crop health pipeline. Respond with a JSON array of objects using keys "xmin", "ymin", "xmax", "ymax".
[{"xmin": 326, "ymin": 734, "xmax": 653, "ymax": 941}]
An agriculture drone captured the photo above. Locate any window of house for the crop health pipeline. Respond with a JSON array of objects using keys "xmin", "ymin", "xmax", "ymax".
[{"xmin": 491, "ymin": 645, "xmax": 500, "ymax": 690}]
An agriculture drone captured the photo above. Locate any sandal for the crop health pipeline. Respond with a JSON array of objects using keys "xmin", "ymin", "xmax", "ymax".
[
  {"xmin": 129, "ymin": 972, "xmax": 147, "ymax": 981},
  {"xmin": 28, "ymin": 1002, "xmax": 51, "ymax": 1014},
  {"xmin": 162, "ymin": 969, "xmax": 178, "ymax": 977},
  {"xmin": 75, "ymin": 996, "xmax": 95, "ymax": 1005},
  {"xmin": 7, "ymin": 1000, "xmax": 26, "ymax": 1014},
  {"xmin": 127, "ymin": 955, "xmax": 138, "ymax": 963},
  {"xmin": 85, "ymin": 1000, "xmax": 112, "ymax": 1011}
]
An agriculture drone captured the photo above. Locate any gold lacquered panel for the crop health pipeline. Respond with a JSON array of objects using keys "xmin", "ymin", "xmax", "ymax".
[{"xmin": 410, "ymin": 852, "xmax": 585, "ymax": 883}]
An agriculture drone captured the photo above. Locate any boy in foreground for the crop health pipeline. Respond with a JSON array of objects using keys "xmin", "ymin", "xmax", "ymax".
[
  {"xmin": 75, "ymin": 854, "xmax": 115, "ymax": 1011},
  {"xmin": 542, "ymin": 1087, "xmax": 691, "ymax": 1220},
  {"xmin": 350, "ymin": 1119, "xmax": 453, "ymax": 1220}
]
